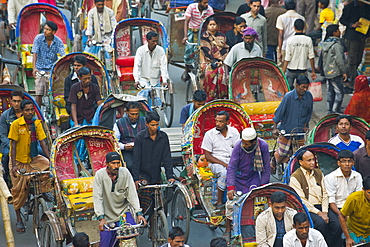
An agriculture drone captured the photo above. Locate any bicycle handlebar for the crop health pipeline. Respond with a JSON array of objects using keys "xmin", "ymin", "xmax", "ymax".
[
  {"xmin": 104, "ymin": 221, "xmax": 144, "ymax": 231},
  {"xmin": 138, "ymin": 183, "xmax": 174, "ymax": 189},
  {"xmin": 185, "ymin": 40, "xmax": 198, "ymax": 46},
  {"xmin": 17, "ymin": 169, "xmax": 50, "ymax": 176},
  {"xmin": 0, "ymin": 57, "xmax": 21, "ymax": 66}
]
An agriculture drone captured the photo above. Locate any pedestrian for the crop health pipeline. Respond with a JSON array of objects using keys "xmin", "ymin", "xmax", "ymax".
[
  {"xmin": 344, "ymin": 75, "xmax": 370, "ymax": 123},
  {"xmin": 236, "ymin": 0, "xmax": 265, "ymax": 16},
  {"xmin": 354, "ymin": 130, "xmax": 370, "ymax": 178},
  {"xmin": 282, "ymin": 19, "xmax": 316, "ymax": 89},
  {"xmin": 296, "ymin": 0, "xmax": 316, "ymax": 33}
]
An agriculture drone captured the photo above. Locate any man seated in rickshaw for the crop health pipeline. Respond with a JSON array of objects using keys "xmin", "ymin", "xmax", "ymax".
[
  {"xmin": 113, "ymin": 101, "xmax": 146, "ymax": 173},
  {"xmin": 32, "ymin": 21, "xmax": 66, "ymax": 107},
  {"xmin": 256, "ymin": 191, "xmax": 297, "ymax": 247},
  {"xmin": 68, "ymin": 67, "xmax": 103, "ymax": 127},
  {"xmin": 133, "ymin": 31, "xmax": 169, "ymax": 108},
  {"xmin": 201, "ymin": 111, "xmax": 240, "ymax": 207},
  {"xmin": 225, "ymin": 128, "xmax": 270, "ymax": 240},
  {"xmin": 0, "ymin": 90, "xmax": 24, "ymax": 186},
  {"xmin": 84, "ymin": 0, "xmax": 116, "ymax": 56},
  {"xmin": 8, "ymin": 99, "xmax": 51, "ymax": 233},
  {"xmin": 180, "ymin": 90, "xmax": 207, "ymax": 129},
  {"xmin": 328, "ymin": 115, "xmax": 364, "ymax": 152},
  {"xmin": 93, "ymin": 152, "xmax": 146, "ymax": 247},
  {"xmin": 64, "ymin": 55, "xmax": 99, "ymax": 114},
  {"xmin": 200, "ymin": 18, "xmax": 229, "ymax": 101}
]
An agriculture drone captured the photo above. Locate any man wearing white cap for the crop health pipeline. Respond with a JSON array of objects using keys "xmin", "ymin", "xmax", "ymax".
[{"xmin": 224, "ymin": 127, "xmax": 270, "ymax": 239}]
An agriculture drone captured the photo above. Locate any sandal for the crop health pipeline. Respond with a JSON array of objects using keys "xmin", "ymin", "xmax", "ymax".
[{"xmin": 16, "ymin": 221, "xmax": 25, "ymax": 234}]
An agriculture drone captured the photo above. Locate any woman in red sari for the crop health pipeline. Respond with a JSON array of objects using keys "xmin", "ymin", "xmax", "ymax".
[
  {"xmin": 200, "ymin": 18, "xmax": 229, "ymax": 101},
  {"xmin": 344, "ymin": 75, "xmax": 370, "ymax": 123}
]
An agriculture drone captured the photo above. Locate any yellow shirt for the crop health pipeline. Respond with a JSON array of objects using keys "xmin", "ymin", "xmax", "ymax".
[
  {"xmin": 8, "ymin": 116, "xmax": 47, "ymax": 164},
  {"xmin": 319, "ymin": 8, "xmax": 335, "ymax": 24},
  {"xmin": 341, "ymin": 191, "xmax": 370, "ymax": 238}
]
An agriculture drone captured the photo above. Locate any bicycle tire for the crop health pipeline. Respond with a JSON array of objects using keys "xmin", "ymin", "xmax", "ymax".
[
  {"xmin": 151, "ymin": 210, "xmax": 169, "ymax": 247},
  {"xmin": 41, "ymin": 220, "xmax": 64, "ymax": 247},
  {"xmin": 170, "ymin": 189, "xmax": 190, "ymax": 242},
  {"xmin": 34, "ymin": 197, "xmax": 48, "ymax": 247},
  {"xmin": 185, "ymin": 78, "xmax": 194, "ymax": 104},
  {"xmin": 163, "ymin": 88, "xmax": 174, "ymax": 128}
]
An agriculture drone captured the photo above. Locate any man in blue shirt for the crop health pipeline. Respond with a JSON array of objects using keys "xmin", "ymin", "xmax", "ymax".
[
  {"xmin": 32, "ymin": 20, "xmax": 65, "ymax": 107},
  {"xmin": 179, "ymin": 90, "xmax": 206, "ymax": 129},
  {"xmin": 272, "ymin": 75, "xmax": 313, "ymax": 167}
]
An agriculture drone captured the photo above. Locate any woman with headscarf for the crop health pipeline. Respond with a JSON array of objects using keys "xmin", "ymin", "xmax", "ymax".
[
  {"xmin": 200, "ymin": 17, "xmax": 229, "ymax": 101},
  {"xmin": 344, "ymin": 75, "xmax": 370, "ymax": 123},
  {"xmin": 225, "ymin": 16, "xmax": 247, "ymax": 48}
]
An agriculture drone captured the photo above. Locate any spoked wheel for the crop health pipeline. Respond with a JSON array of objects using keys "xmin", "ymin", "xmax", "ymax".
[
  {"xmin": 41, "ymin": 220, "xmax": 63, "ymax": 247},
  {"xmin": 171, "ymin": 189, "xmax": 190, "ymax": 242},
  {"xmin": 185, "ymin": 72, "xmax": 199, "ymax": 104},
  {"xmin": 152, "ymin": 210, "xmax": 169, "ymax": 247},
  {"xmin": 20, "ymin": 196, "xmax": 32, "ymax": 227},
  {"xmin": 34, "ymin": 198, "xmax": 48, "ymax": 247},
  {"xmin": 162, "ymin": 87, "xmax": 174, "ymax": 128}
]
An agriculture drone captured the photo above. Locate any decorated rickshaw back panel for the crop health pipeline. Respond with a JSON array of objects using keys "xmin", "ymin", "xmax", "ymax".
[
  {"xmin": 54, "ymin": 141, "xmax": 76, "ymax": 181},
  {"xmin": 85, "ymin": 136, "xmax": 116, "ymax": 173}
]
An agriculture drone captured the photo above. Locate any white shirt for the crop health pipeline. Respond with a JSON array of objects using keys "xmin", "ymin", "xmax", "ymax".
[
  {"xmin": 285, "ymin": 34, "xmax": 315, "ymax": 70},
  {"xmin": 8, "ymin": 0, "xmax": 37, "ymax": 24},
  {"xmin": 133, "ymin": 44, "xmax": 169, "ymax": 86},
  {"xmin": 224, "ymin": 42, "xmax": 262, "ymax": 67},
  {"xmin": 283, "ymin": 228, "xmax": 328, "ymax": 247},
  {"xmin": 201, "ymin": 126, "xmax": 240, "ymax": 164},
  {"xmin": 324, "ymin": 168, "xmax": 363, "ymax": 208},
  {"xmin": 276, "ymin": 10, "xmax": 305, "ymax": 50}
]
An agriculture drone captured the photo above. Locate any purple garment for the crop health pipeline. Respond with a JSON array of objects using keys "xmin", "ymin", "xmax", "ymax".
[{"xmin": 226, "ymin": 138, "xmax": 270, "ymax": 193}]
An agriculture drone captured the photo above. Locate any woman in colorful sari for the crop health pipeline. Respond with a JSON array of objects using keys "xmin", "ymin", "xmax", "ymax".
[
  {"xmin": 200, "ymin": 18, "xmax": 229, "ymax": 101},
  {"xmin": 344, "ymin": 75, "xmax": 370, "ymax": 123},
  {"xmin": 225, "ymin": 16, "xmax": 246, "ymax": 48}
]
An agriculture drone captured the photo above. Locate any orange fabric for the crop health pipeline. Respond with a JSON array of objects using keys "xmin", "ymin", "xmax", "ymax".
[{"xmin": 344, "ymin": 75, "xmax": 370, "ymax": 123}]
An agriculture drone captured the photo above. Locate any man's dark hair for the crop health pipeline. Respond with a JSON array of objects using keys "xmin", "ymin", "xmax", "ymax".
[
  {"xmin": 364, "ymin": 176, "xmax": 370, "ymax": 190},
  {"xmin": 319, "ymin": 0, "xmax": 329, "ymax": 8},
  {"xmin": 284, "ymin": 0, "xmax": 296, "ymax": 10},
  {"xmin": 293, "ymin": 212, "xmax": 308, "ymax": 225},
  {"xmin": 296, "ymin": 149, "xmax": 309, "ymax": 161},
  {"xmin": 270, "ymin": 191, "xmax": 287, "ymax": 204},
  {"xmin": 338, "ymin": 150, "xmax": 354, "ymax": 160},
  {"xmin": 210, "ymin": 237, "xmax": 227, "ymax": 247},
  {"xmin": 145, "ymin": 111, "xmax": 160, "ymax": 123},
  {"xmin": 296, "ymin": 75, "xmax": 310, "ymax": 85},
  {"xmin": 294, "ymin": 19, "xmax": 305, "ymax": 31},
  {"xmin": 94, "ymin": 0, "xmax": 105, "ymax": 3},
  {"xmin": 325, "ymin": 24, "xmax": 339, "ymax": 39},
  {"xmin": 20, "ymin": 99, "xmax": 34, "ymax": 110},
  {"xmin": 168, "ymin": 227, "xmax": 184, "ymax": 240},
  {"xmin": 146, "ymin": 31, "xmax": 158, "ymax": 41},
  {"xmin": 44, "ymin": 21, "xmax": 58, "ymax": 32},
  {"xmin": 217, "ymin": 111, "xmax": 230, "ymax": 121},
  {"xmin": 336, "ymin": 115, "xmax": 352, "ymax": 126},
  {"xmin": 193, "ymin": 90, "xmax": 207, "ymax": 102},
  {"xmin": 366, "ymin": 130, "xmax": 370, "ymax": 140},
  {"xmin": 73, "ymin": 55, "xmax": 87, "ymax": 66},
  {"xmin": 250, "ymin": 0, "xmax": 261, "ymax": 4},
  {"xmin": 11, "ymin": 90, "xmax": 24, "ymax": 99},
  {"xmin": 77, "ymin": 67, "xmax": 91, "ymax": 77},
  {"xmin": 72, "ymin": 232, "xmax": 90, "ymax": 247},
  {"xmin": 126, "ymin": 101, "xmax": 141, "ymax": 110},
  {"xmin": 235, "ymin": 16, "xmax": 246, "ymax": 25}
]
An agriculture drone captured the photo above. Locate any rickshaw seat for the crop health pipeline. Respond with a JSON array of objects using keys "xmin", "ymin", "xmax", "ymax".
[
  {"xmin": 116, "ymin": 56, "xmax": 135, "ymax": 81},
  {"xmin": 53, "ymin": 95, "xmax": 69, "ymax": 125},
  {"xmin": 61, "ymin": 177, "xmax": 94, "ymax": 212}
]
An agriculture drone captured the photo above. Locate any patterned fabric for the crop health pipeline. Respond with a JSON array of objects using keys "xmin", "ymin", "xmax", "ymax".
[
  {"xmin": 2, "ymin": 65, "xmax": 11, "ymax": 84},
  {"xmin": 344, "ymin": 75, "xmax": 370, "ymax": 123},
  {"xmin": 276, "ymin": 135, "xmax": 291, "ymax": 158},
  {"xmin": 116, "ymin": 115, "xmax": 146, "ymax": 145},
  {"xmin": 253, "ymin": 140, "xmax": 264, "ymax": 172},
  {"xmin": 31, "ymin": 34, "xmax": 65, "ymax": 72},
  {"xmin": 275, "ymin": 217, "xmax": 286, "ymax": 244}
]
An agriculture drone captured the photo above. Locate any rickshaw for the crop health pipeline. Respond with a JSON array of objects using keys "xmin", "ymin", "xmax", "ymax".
[
  {"xmin": 15, "ymin": 3, "xmax": 73, "ymax": 94},
  {"xmin": 284, "ymin": 142, "xmax": 340, "ymax": 184},
  {"xmin": 40, "ymin": 126, "xmax": 144, "ymax": 246},
  {"xmin": 307, "ymin": 113, "xmax": 370, "ymax": 144},
  {"xmin": 229, "ymin": 57, "xmax": 290, "ymax": 153},
  {"xmin": 231, "ymin": 183, "xmax": 313, "ymax": 246},
  {"xmin": 47, "ymin": 52, "xmax": 111, "ymax": 137},
  {"xmin": 171, "ymin": 100, "xmax": 252, "ymax": 241},
  {"xmin": 113, "ymin": 18, "xmax": 174, "ymax": 127}
]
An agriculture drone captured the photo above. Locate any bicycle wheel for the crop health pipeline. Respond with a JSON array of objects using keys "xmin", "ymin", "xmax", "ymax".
[
  {"xmin": 34, "ymin": 197, "xmax": 48, "ymax": 247},
  {"xmin": 170, "ymin": 190, "xmax": 190, "ymax": 242},
  {"xmin": 152, "ymin": 210, "xmax": 169, "ymax": 247},
  {"xmin": 185, "ymin": 78, "xmax": 194, "ymax": 104},
  {"xmin": 41, "ymin": 220, "xmax": 63, "ymax": 247},
  {"xmin": 163, "ymin": 87, "xmax": 174, "ymax": 128}
]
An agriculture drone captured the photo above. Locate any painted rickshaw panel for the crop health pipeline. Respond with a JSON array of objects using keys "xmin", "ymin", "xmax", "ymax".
[{"xmin": 307, "ymin": 113, "xmax": 370, "ymax": 144}]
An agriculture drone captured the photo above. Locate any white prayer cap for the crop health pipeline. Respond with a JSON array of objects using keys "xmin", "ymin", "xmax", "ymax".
[{"xmin": 242, "ymin": 128, "xmax": 257, "ymax": 141}]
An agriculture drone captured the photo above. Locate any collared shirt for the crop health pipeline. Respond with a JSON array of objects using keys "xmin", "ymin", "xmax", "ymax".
[
  {"xmin": 8, "ymin": 116, "xmax": 46, "ymax": 164},
  {"xmin": 68, "ymin": 82, "xmax": 101, "ymax": 124},
  {"xmin": 113, "ymin": 115, "xmax": 146, "ymax": 150},
  {"xmin": 133, "ymin": 44, "xmax": 169, "ymax": 86},
  {"xmin": 31, "ymin": 34, "xmax": 65, "ymax": 72},
  {"xmin": 354, "ymin": 146, "xmax": 370, "ymax": 178},
  {"xmin": 273, "ymin": 89, "xmax": 313, "ymax": 134},
  {"xmin": 283, "ymin": 228, "xmax": 328, "ymax": 247},
  {"xmin": 184, "ymin": 3, "xmax": 214, "ymax": 29},
  {"xmin": 241, "ymin": 12, "xmax": 267, "ymax": 54},
  {"xmin": 132, "ymin": 129, "xmax": 173, "ymax": 184},
  {"xmin": 324, "ymin": 168, "xmax": 363, "ymax": 208},
  {"xmin": 0, "ymin": 107, "xmax": 18, "ymax": 152},
  {"xmin": 8, "ymin": 0, "xmax": 37, "ymax": 24},
  {"xmin": 179, "ymin": 103, "xmax": 194, "ymax": 124},
  {"xmin": 201, "ymin": 126, "xmax": 240, "ymax": 164},
  {"xmin": 224, "ymin": 42, "xmax": 263, "ymax": 67},
  {"xmin": 289, "ymin": 167, "xmax": 329, "ymax": 214},
  {"xmin": 276, "ymin": 10, "xmax": 305, "ymax": 50},
  {"xmin": 265, "ymin": 3, "xmax": 287, "ymax": 46},
  {"xmin": 328, "ymin": 134, "xmax": 364, "ymax": 152},
  {"xmin": 285, "ymin": 34, "xmax": 315, "ymax": 70}
]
